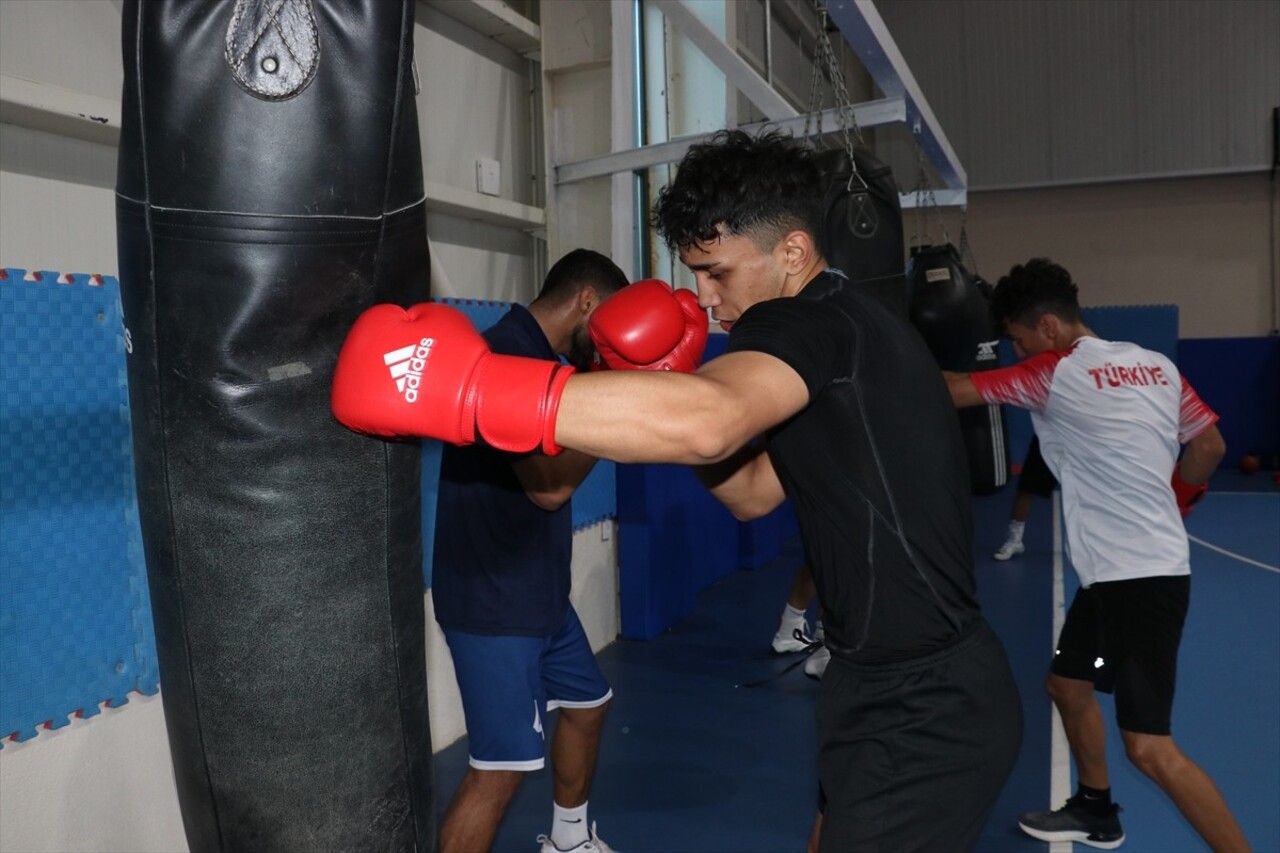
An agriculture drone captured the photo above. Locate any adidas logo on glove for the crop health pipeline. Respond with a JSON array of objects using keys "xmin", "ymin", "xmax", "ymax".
[{"xmin": 383, "ymin": 337, "xmax": 434, "ymax": 403}]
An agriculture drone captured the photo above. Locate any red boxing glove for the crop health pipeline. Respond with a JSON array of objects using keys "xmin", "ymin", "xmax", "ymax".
[
  {"xmin": 589, "ymin": 279, "xmax": 708, "ymax": 373},
  {"xmin": 1171, "ymin": 468, "xmax": 1208, "ymax": 518},
  {"xmin": 331, "ymin": 303, "xmax": 574, "ymax": 454}
]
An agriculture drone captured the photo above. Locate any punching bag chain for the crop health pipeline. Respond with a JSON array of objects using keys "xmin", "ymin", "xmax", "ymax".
[
  {"xmin": 958, "ymin": 207, "xmax": 980, "ymax": 277},
  {"xmin": 911, "ymin": 143, "xmax": 949, "ymax": 250},
  {"xmin": 805, "ymin": 4, "xmax": 865, "ymax": 187}
]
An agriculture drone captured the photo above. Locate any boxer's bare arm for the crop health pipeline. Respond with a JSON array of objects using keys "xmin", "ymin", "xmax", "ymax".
[
  {"xmin": 695, "ymin": 442, "xmax": 788, "ymax": 521},
  {"xmin": 554, "ymin": 350, "xmax": 809, "ymax": 468}
]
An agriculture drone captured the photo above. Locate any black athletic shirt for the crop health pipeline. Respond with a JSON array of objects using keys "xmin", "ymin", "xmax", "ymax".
[
  {"xmin": 431, "ymin": 305, "xmax": 571, "ymax": 636},
  {"xmin": 727, "ymin": 269, "xmax": 982, "ymax": 663}
]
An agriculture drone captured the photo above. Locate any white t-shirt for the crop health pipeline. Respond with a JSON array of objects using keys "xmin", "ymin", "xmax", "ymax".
[{"xmin": 971, "ymin": 337, "xmax": 1218, "ymax": 587}]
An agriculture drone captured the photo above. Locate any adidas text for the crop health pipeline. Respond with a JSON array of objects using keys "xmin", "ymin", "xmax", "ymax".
[{"xmin": 384, "ymin": 337, "xmax": 435, "ymax": 403}]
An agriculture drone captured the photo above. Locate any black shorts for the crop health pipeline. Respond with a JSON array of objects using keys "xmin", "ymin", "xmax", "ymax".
[
  {"xmin": 815, "ymin": 620, "xmax": 1023, "ymax": 852},
  {"xmin": 1019, "ymin": 436, "xmax": 1057, "ymax": 498},
  {"xmin": 1051, "ymin": 575, "xmax": 1190, "ymax": 735}
]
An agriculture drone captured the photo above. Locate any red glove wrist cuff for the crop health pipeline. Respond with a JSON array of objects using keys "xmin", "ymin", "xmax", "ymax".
[
  {"xmin": 1171, "ymin": 469, "xmax": 1208, "ymax": 517},
  {"xmin": 474, "ymin": 355, "xmax": 575, "ymax": 455}
]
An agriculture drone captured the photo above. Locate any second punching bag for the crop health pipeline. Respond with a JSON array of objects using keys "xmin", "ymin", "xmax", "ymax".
[
  {"xmin": 115, "ymin": 1, "xmax": 433, "ymax": 849},
  {"xmin": 814, "ymin": 147, "xmax": 908, "ymax": 320},
  {"xmin": 907, "ymin": 244, "xmax": 1009, "ymax": 495}
]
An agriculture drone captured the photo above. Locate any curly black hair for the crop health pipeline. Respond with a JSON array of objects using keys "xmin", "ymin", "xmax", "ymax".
[
  {"xmin": 991, "ymin": 258, "xmax": 1083, "ymax": 328},
  {"xmin": 651, "ymin": 129, "xmax": 825, "ymax": 255}
]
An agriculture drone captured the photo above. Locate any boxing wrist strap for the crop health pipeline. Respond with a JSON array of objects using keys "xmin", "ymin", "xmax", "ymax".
[{"xmin": 472, "ymin": 355, "xmax": 575, "ymax": 455}]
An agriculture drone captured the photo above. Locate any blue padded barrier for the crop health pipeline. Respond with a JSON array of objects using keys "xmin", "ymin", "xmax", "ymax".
[
  {"xmin": 1000, "ymin": 304, "xmax": 1179, "ymax": 473},
  {"xmin": 1179, "ymin": 336, "xmax": 1280, "ymax": 468},
  {"xmin": 617, "ymin": 463, "xmax": 741, "ymax": 640},
  {"xmin": 616, "ymin": 332, "xmax": 800, "ymax": 640},
  {"xmin": 1, "ymin": 269, "xmax": 158, "ymax": 745}
]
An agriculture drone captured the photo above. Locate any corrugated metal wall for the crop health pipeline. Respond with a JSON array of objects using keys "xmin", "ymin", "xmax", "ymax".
[{"xmin": 875, "ymin": 0, "xmax": 1280, "ymax": 189}]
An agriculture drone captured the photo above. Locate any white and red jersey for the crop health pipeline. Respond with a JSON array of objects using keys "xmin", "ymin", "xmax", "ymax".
[{"xmin": 971, "ymin": 337, "xmax": 1218, "ymax": 587}]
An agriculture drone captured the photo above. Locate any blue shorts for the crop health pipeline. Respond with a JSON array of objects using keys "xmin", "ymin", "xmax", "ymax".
[{"xmin": 444, "ymin": 606, "xmax": 612, "ymax": 770}]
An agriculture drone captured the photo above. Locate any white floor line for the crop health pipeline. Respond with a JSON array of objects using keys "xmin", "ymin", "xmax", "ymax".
[
  {"xmin": 1187, "ymin": 534, "xmax": 1280, "ymax": 573},
  {"xmin": 1049, "ymin": 492, "xmax": 1072, "ymax": 853}
]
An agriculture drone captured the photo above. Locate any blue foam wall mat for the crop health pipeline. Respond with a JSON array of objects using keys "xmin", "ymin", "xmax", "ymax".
[
  {"xmin": 1179, "ymin": 336, "xmax": 1280, "ymax": 466},
  {"xmin": 615, "ymin": 332, "xmax": 800, "ymax": 640},
  {"xmin": 1, "ymin": 269, "xmax": 158, "ymax": 744}
]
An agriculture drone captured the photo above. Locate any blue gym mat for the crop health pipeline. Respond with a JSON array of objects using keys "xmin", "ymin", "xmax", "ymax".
[{"xmin": 0, "ymin": 269, "xmax": 157, "ymax": 744}]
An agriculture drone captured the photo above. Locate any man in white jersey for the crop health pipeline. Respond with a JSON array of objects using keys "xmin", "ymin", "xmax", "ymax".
[{"xmin": 945, "ymin": 259, "xmax": 1248, "ymax": 852}]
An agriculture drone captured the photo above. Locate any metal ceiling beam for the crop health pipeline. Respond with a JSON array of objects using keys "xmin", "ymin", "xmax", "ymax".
[
  {"xmin": 824, "ymin": 0, "xmax": 967, "ymax": 193},
  {"xmin": 556, "ymin": 0, "xmax": 966, "ymax": 207},
  {"xmin": 557, "ymin": 96, "xmax": 906, "ymax": 185}
]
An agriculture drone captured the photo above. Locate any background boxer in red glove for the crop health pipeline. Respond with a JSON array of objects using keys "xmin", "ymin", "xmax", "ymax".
[
  {"xmin": 333, "ymin": 129, "xmax": 1023, "ymax": 853},
  {"xmin": 945, "ymin": 258, "xmax": 1244, "ymax": 852}
]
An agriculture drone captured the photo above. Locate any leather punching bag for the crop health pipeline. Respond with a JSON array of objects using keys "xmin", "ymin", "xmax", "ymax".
[
  {"xmin": 814, "ymin": 147, "xmax": 908, "ymax": 319},
  {"xmin": 115, "ymin": 2, "xmax": 433, "ymax": 849},
  {"xmin": 907, "ymin": 244, "xmax": 1009, "ymax": 495}
]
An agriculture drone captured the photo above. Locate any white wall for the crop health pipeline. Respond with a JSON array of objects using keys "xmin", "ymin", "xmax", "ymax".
[
  {"xmin": 928, "ymin": 172, "xmax": 1275, "ymax": 339},
  {"xmin": 0, "ymin": 1, "xmax": 618, "ymax": 850},
  {"xmin": 415, "ymin": 2, "xmax": 544, "ymax": 303}
]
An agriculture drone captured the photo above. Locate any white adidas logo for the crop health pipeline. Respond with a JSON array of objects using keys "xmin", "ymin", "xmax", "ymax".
[{"xmin": 384, "ymin": 336, "xmax": 434, "ymax": 403}]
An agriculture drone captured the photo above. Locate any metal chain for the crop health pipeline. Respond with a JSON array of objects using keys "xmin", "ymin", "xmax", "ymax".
[
  {"xmin": 803, "ymin": 11, "xmax": 825, "ymax": 145},
  {"xmin": 911, "ymin": 142, "xmax": 949, "ymax": 248},
  {"xmin": 814, "ymin": 4, "xmax": 863, "ymax": 155},
  {"xmin": 958, "ymin": 206, "xmax": 979, "ymax": 275}
]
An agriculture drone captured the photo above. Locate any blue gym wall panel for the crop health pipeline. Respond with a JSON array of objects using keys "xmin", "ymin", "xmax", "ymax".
[
  {"xmin": 1, "ymin": 270, "xmax": 158, "ymax": 744},
  {"xmin": 616, "ymin": 332, "xmax": 800, "ymax": 640},
  {"xmin": 1179, "ymin": 336, "xmax": 1280, "ymax": 466},
  {"xmin": 616, "ymin": 463, "xmax": 740, "ymax": 641}
]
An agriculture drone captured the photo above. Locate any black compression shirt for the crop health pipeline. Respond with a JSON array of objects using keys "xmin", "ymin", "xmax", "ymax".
[{"xmin": 727, "ymin": 269, "xmax": 982, "ymax": 663}]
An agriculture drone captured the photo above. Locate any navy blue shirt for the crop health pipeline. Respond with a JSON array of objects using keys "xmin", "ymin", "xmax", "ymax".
[
  {"xmin": 431, "ymin": 305, "xmax": 572, "ymax": 635},
  {"xmin": 727, "ymin": 269, "xmax": 982, "ymax": 663}
]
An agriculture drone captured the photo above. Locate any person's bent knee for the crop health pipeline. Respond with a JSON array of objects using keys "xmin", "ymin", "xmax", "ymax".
[
  {"xmin": 1045, "ymin": 673, "xmax": 1093, "ymax": 708},
  {"xmin": 1121, "ymin": 730, "xmax": 1181, "ymax": 777}
]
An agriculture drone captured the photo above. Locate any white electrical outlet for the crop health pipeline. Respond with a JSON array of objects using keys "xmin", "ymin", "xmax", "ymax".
[{"xmin": 475, "ymin": 158, "xmax": 500, "ymax": 196}]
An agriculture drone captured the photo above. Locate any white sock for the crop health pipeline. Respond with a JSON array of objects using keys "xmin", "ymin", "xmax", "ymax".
[
  {"xmin": 1007, "ymin": 520, "xmax": 1026, "ymax": 542},
  {"xmin": 550, "ymin": 801, "xmax": 589, "ymax": 849},
  {"xmin": 782, "ymin": 603, "xmax": 807, "ymax": 626}
]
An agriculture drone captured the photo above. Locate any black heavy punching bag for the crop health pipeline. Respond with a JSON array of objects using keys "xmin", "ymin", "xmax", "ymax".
[
  {"xmin": 115, "ymin": 2, "xmax": 433, "ymax": 849},
  {"xmin": 814, "ymin": 147, "xmax": 908, "ymax": 319},
  {"xmin": 907, "ymin": 244, "xmax": 1009, "ymax": 495}
]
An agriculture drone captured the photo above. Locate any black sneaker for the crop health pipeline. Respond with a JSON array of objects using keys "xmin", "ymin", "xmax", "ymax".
[{"xmin": 1018, "ymin": 795, "xmax": 1125, "ymax": 849}]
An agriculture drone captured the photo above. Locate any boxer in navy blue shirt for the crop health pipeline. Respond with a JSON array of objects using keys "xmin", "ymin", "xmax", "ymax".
[{"xmin": 433, "ymin": 249, "xmax": 627, "ymax": 853}]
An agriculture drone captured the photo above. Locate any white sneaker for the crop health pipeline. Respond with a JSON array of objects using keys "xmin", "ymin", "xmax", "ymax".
[
  {"xmin": 538, "ymin": 822, "xmax": 615, "ymax": 853},
  {"xmin": 993, "ymin": 537, "xmax": 1025, "ymax": 561},
  {"xmin": 804, "ymin": 645, "xmax": 831, "ymax": 679},
  {"xmin": 772, "ymin": 621, "xmax": 814, "ymax": 654}
]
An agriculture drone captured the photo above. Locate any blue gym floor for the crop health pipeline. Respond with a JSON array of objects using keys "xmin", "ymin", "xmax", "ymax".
[{"xmin": 433, "ymin": 471, "xmax": 1280, "ymax": 852}]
